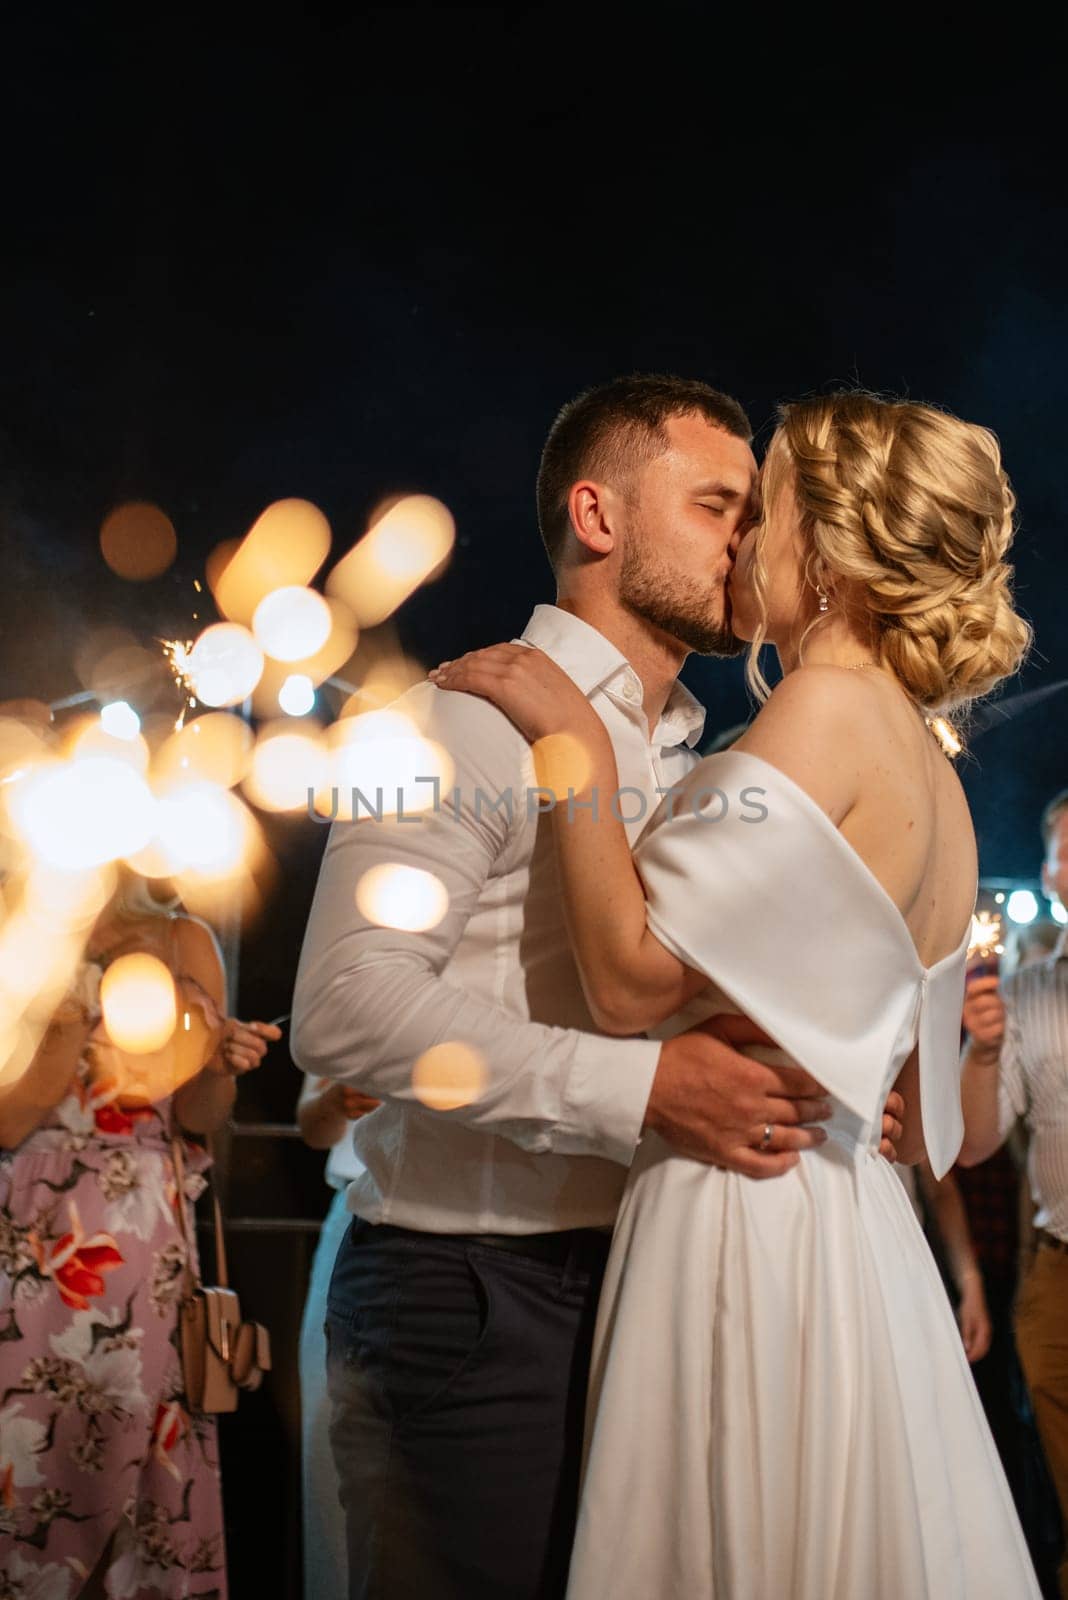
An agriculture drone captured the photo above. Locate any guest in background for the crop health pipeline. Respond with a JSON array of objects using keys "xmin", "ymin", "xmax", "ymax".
[
  {"xmin": 961, "ymin": 790, "xmax": 1068, "ymax": 1598},
  {"xmin": 0, "ymin": 866, "xmax": 279, "ymax": 1597},
  {"xmin": 296, "ymin": 1075, "xmax": 379, "ymax": 1600},
  {"xmin": 1003, "ymin": 918, "xmax": 1064, "ymax": 978}
]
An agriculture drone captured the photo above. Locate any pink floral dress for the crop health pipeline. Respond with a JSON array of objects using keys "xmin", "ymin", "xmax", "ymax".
[{"xmin": 0, "ymin": 1051, "xmax": 228, "ymax": 1598}]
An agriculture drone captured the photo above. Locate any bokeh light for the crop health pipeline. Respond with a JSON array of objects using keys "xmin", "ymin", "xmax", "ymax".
[
  {"xmin": 186, "ymin": 623, "xmax": 265, "ymax": 707},
  {"xmin": 206, "ymin": 537, "xmax": 242, "ymax": 599},
  {"xmin": 317, "ymin": 710, "xmax": 454, "ymax": 820},
  {"xmin": 0, "ymin": 716, "xmax": 51, "ymax": 788},
  {"xmin": 411, "ymin": 1041, "xmax": 486, "ymax": 1111},
  {"xmin": 252, "ymin": 586, "xmax": 332, "ymax": 662},
  {"xmin": 250, "ymin": 596, "xmax": 358, "ymax": 717},
  {"xmin": 99, "ymin": 503, "xmax": 177, "ymax": 581},
  {"xmin": 100, "ymin": 701, "xmax": 141, "ymax": 740},
  {"xmin": 278, "ymin": 674, "xmax": 316, "ymax": 717},
  {"xmin": 78, "ymin": 633, "xmax": 169, "ymax": 708},
  {"xmin": 327, "ymin": 495, "xmax": 455, "ymax": 628},
  {"xmin": 243, "ymin": 725, "xmax": 328, "ymax": 813},
  {"xmin": 531, "ymin": 732, "xmax": 593, "ymax": 796},
  {"xmin": 338, "ymin": 652, "xmax": 426, "ymax": 718},
  {"xmin": 155, "ymin": 784, "xmax": 252, "ymax": 876},
  {"xmin": 10, "ymin": 757, "xmax": 155, "ymax": 870},
  {"xmin": 100, "ymin": 953, "xmax": 178, "ymax": 1054},
  {"xmin": 0, "ymin": 863, "xmax": 114, "ymax": 1089},
  {"xmin": 355, "ymin": 863, "xmax": 449, "ymax": 932},
  {"xmin": 1007, "ymin": 889, "xmax": 1039, "ymax": 925},
  {"xmin": 153, "ymin": 712, "xmax": 253, "ymax": 791},
  {"xmin": 214, "ymin": 499, "xmax": 331, "ymax": 627},
  {"xmin": 67, "ymin": 716, "xmax": 150, "ymax": 774}
]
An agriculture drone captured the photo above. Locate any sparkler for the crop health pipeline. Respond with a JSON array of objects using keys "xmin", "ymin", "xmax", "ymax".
[
  {"xmin": 968, "ymin": 909, "xmax": 1004, "ymax": 963},
  {"xmin": 161, "ymin": 638, "xmax": 198, "ymax": 730}
]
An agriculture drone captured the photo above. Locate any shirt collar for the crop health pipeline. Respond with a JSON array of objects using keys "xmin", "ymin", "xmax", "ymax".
[
  {"xmin": 517, "ymin": 604, "xmax": 706, "ymax": 751},
  {"xmin": 1053, "ymin": 927, "xmax": 1068, "ymax": 964},
  {"xmin": 657, "ymin": 679, "xmax": 706, "ymax": 750},
  {"xmin": 519, "ymin": 604, "xmax": 631, "ymax": 696}
]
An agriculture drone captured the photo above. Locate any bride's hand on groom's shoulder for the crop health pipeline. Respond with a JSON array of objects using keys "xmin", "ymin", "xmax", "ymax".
[{"xmin": 429, "ymin": 645, "xmax": 601, "ymax": 744}]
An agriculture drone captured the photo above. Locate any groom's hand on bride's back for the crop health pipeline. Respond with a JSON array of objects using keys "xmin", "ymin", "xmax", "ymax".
[{"xmin": 644, "ymin": 1014, "xmax": 832, "ymax": 1178}]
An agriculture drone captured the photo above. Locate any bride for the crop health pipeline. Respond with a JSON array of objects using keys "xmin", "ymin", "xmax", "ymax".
[{"xmin": 430, "ymin": 392, "xmax": 1040, "ymax": 1597}]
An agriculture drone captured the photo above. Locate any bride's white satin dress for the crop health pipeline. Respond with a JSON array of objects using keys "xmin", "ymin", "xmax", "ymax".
[{"xmin": 566, "ymin": 751, "xmax": 1040, "ymax": 1600}]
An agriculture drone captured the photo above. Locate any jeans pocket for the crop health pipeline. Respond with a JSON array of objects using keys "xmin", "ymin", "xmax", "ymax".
[
  {"xmin": 346, "ymin": 1245, "xmax": 493, "ymax": 1429},
  {"xmin": 403, "ymin": 1247, "xmax": 494, "ymax": 1425}
]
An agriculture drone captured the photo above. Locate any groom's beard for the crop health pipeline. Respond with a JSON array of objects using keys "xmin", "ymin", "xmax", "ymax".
[{"xmin": 619, "ymin": 535, "xmax": 744, "ymax": 658}]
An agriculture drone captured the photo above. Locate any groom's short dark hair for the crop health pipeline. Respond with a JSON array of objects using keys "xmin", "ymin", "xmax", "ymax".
[{"xmin": 536, "ymin": 373, "xmax": 751, "ymax": 570}]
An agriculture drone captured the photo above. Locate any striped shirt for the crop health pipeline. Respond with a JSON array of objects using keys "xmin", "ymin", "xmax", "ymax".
[{"xmin": 997, "ymin": 930, "xmax": 1068, "ymax": 1242}]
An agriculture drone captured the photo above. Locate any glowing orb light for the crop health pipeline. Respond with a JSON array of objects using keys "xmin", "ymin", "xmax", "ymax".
[
  {"xmin": 100, "ymin": 701, "xmax": 141, "ymax": 740},
  {"xmin": 278, "ymin": 674, "xmax": 316, "ymax": 717},
  {"xmin": 531, "ymin": 732, "xmax": 593, "ymax": 796},
  {"xmin": 411, "ymin": 1041, "xmax": 486, "ymax": 1112},
  {"xmin": 100, "ymin": 953, "xmax": 178, "ymax": 1054},
  {"xmin": 252, "ymin": 586, "xmax": 332, "ymax": 662},
  {"xmin": 1052, "ymin": 901, "xmax": 1068, "ymax": 926},
  {"xmin": 155, "ymin": 785, "xmax": 250, "ymax": 876},
  {"xmin": 99, "ymin": 503, "xmax": 177, "ymax": 581},
  {"xmin": 186, "ymin": 624, "xmax": 265, "ymax": 708},
  {"xmin": 244, "ymin": 727, "xmax": 327, "ymax": 813},
  {"xmin": 214, "ymin": 499, "xmax": 331, "ymax": 627},
  {"xmin": 153, "ymin": 712, "xmax": 253, "ymax": 790},
  {"xmin": 318, "ymin": 710, "xmax": 453, "ymax": 820},
  {"xmin": 68, "ymin": 717, "xmax": 149, "ymax": 773},
  {"xmin": 355, "ymin": 864, "xmax": 449, "ymax": 933},
  {"xmin": 1007, "ymin": 889, "xmax": 1039, "ymax": 926},
  {"xmin": 327, "ymin": 495, "xmax": 455, "ymax": 628},
  {"xmin": 11, "ymin": 758, "xmax": 155, "ymax": 870}
]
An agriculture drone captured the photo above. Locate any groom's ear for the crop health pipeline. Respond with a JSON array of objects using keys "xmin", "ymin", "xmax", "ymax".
[{"xmin": 567, "ymin": 479, "xmax": 618, "ymax": 558}]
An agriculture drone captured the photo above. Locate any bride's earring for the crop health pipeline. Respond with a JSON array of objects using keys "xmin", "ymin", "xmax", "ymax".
[{"xmin": 816, "ymin": 582, "xmax": 830, "ymax": 615}]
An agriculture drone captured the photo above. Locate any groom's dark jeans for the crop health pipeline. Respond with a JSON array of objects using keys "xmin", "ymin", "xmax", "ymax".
[{"xmin": 325, "ymin": 1215, "xmax": 610, "ymax": 1600}]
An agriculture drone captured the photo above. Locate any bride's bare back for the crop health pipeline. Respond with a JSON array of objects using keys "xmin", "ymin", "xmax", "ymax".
[{"xmin": 734, "ymin": 662, "xmax": 977, "ymax": 971}]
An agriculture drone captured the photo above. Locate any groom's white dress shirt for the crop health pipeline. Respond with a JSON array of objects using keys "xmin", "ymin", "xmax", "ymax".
[{"xmin": 291, "ymin": 603, "xmax": 705, "ymax": 1234}]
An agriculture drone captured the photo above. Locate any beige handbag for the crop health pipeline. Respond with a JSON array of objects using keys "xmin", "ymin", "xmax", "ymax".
[{"xmin": 171, "ymin": 1133, "xmax": 271, "ymax": 1414}]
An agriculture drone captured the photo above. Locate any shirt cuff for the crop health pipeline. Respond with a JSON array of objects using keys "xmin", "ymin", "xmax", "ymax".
[{"xmin": 559, "ymin": 1034, "xmax": 661, "ymax": 1166}]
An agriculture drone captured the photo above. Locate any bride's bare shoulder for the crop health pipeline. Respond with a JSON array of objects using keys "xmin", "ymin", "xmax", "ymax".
[{"xmin": 732, "ymin": 667, "xmax": 879, "ymax": 824}]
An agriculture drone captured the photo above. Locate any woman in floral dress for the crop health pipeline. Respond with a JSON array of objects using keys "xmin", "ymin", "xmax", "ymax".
[{"xmin": 0, "ymin": 874, "xmax": 280, "ymax": 1598}]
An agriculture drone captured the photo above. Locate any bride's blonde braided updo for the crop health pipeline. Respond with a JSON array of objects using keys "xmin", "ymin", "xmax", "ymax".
[{"xmin": 753, "ymin": 392, "xmax": 1031, "ymax": 712}]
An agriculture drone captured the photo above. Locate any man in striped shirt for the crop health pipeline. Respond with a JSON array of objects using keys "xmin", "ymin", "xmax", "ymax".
[{"xmin": 961, "ymin": 787, "xmax": 1068, "ymax": 1599}]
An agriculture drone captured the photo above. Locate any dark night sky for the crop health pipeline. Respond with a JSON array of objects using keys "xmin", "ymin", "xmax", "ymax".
[{"xmin": 2, "ymin": 16, "xmax": 1066, "ymax": 1015}]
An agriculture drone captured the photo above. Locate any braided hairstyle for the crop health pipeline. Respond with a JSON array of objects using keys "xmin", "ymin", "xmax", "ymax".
[{"xmin": 747, "ymin": 391, "xmax": 1032, "ymax": 712}]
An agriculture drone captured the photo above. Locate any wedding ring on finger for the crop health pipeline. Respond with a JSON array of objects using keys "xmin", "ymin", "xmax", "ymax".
[{"xmin": 760, "ymin": 1123, "xmax": 774, "ymax": 1151}]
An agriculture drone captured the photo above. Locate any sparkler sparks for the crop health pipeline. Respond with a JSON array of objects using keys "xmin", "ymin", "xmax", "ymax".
[
  {"xmin": 161, "ymin": 638, "xmax": 198, "ymax": 728},
  {"xmin": 968, "ymin": 910, "xmax": 1004, "ymax": 961}
]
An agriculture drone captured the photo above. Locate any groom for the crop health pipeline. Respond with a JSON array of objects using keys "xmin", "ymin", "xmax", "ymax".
[{"xmin": 292, "ymin": 374, "xmax": 897, "ymax": 1600}]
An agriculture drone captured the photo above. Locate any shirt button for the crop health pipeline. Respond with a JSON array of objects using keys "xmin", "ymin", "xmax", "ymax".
[{"xmin": 623, "ymin": 680, "xmax": 639, "ymax": 703}]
